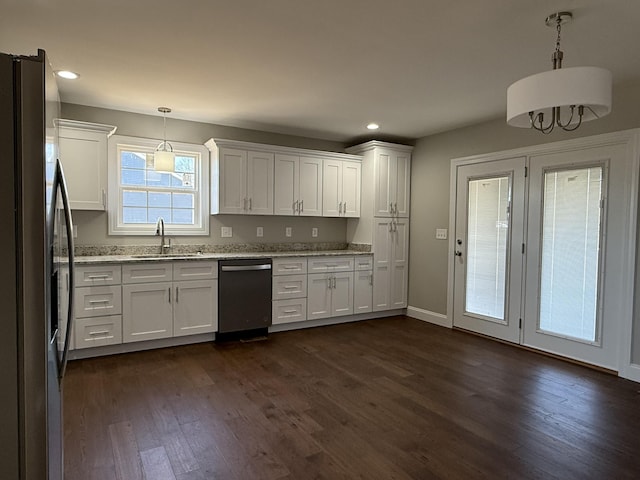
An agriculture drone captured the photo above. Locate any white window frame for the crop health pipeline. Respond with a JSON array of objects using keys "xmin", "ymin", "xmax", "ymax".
[{"xmin": 108, "ymin": 134, "xmax": 209, "ymax": 236}]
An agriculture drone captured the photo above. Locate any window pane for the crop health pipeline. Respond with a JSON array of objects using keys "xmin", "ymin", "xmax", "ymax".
[
  {"xmin": 172, "ymin": 209, "xmax": 194, "ymax": 224},
  {"xmin": 121, "ymin": 151, "xmax": 146, "ymax": 169},
  {"xmin": 149, "ymin": 207, "xmax": 171, "ymax": 222},
  {"xmin": 175, "ymin": 156, "xmax": 195, "ymax": 173},
  {"xmin": 173, "ymin": 193, "xmax": 194, "ymax": 208},
  {"xmin": 171, "ymin": 172, "xmax": 195, "ymax": 189},
  {"xmin": 122, "ymin": 168, "xmax": 145, "ymax": 186},
  {"xmin": 123, "ymin": 207, "xmax": 147, "ymax": 223},
  {"xmin": 123, "ymin": 190, "xmax": 147, "ymax": 207},
  {"xmin": 147, "ymin": 171, "xmax": 172, "ymax": 187},
  {"xmin": 539, "ymin": 167, "xmax": 602, "ymax": 342},
  {"xmin": 465, "ymin": 176, "xmax": 510, "ymax": 320},
  {"xmin": 149, "ymin": 192, "xmax": 171, "ymax": 208}
]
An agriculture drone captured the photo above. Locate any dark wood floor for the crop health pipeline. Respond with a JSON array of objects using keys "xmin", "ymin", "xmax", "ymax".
[{"xmin": 64, "ymin": 316, "xmax": 640, "ymax": 480}]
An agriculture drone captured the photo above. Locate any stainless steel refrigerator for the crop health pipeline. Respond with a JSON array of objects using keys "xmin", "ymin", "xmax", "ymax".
[{"xmin": 0, "ymin": 49, "xmax": 75, "ymax": 480}]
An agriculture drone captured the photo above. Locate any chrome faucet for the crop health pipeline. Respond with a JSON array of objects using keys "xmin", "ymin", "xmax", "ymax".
[{"xmin": 155, "ymin": 217, "xmax": 171, "ymax": 254}]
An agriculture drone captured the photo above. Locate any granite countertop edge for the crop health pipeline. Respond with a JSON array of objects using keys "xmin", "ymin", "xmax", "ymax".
[{"xmin": 75, "ymin": 250, "xmax": 372, "ymax": 265}]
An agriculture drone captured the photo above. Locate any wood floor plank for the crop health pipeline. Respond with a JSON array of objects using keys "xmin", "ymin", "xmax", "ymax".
[{"xmin": 65, "ymin": 316, "xmax": 640, "ymax": 480}]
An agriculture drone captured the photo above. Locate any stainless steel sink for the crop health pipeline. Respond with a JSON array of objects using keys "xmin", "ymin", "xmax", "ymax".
[{"xmin": 129, "ymin": 253, "xmax": 203, "ymax": 259}]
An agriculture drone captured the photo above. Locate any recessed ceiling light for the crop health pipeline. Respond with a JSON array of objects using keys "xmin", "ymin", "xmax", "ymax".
[
  {"xmin": 55, "ymin": 70, "xmax": 79, "ymax": 80},
  {"xmin": 366, "ymin": 123, "xmax": 380, "ymax": 130}
]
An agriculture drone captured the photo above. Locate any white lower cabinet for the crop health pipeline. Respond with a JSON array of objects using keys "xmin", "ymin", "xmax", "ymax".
[
  {"xmin": 173, "ymin": 279, "xmax": 218, "ymax": 336},
  {"xmin": 121, "ymin": 261, "xmax": 218, "ymax": 343},
  {"xmin": 273, "ymin": 298, "xmax": 307, "ymax": 325},
  {"xmin": 354, "ymin": 269, "xmax": 373, "ymax": 314},
  {"xmin": 75, "ymin": 315, "xmax": 123, "ymax": 349},
  {"xmin": 272, "ymin": 257, "xmax": 308, "ymax": 325},
  {"xmin": 373, "ymin": 219, "xmax": 409, "ymax": 311},
  {"xmin": 307, "ymin": 272, "xmax": 354, "ymax": 320}
]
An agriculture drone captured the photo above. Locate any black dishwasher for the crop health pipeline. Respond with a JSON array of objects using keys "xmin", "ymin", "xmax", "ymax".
[{"xmin": 217, "ymin": 258, "xmax": 272, "ymax": 339}]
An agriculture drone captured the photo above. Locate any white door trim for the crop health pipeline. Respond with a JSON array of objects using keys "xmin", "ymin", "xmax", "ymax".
[{"xmin": 447, "ymin": 128, "xmax": 640, "ymax": 380}]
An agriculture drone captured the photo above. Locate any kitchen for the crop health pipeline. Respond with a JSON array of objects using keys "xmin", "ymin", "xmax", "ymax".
[{"xmin": 3, "ymin": 1, "xmax": 640, "ymax": 479}]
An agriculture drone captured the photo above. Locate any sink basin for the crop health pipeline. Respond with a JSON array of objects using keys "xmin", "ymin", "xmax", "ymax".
[{"xmin": 130, "ymin": 253, "xmax": 203, "ymax": 259}]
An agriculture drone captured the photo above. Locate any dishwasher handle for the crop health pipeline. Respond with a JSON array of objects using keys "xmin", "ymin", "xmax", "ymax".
[{"xmin": 221, "ymin": 264, "xmax": 272, "ymax": 272}]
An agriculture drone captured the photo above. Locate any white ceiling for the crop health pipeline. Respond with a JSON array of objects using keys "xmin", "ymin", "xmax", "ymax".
[{"xmin": 2, "ymin": 0, "xmax": 640, "ymax": 142}]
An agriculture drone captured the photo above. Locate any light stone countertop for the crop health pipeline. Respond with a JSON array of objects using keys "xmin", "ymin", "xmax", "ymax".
[{"xmin": 74, "ymin": 250, "xmax": 372, "ymax": 265}]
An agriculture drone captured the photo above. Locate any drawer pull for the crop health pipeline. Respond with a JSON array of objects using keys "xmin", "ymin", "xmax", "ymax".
[
  {"xmin": 283, "ymin": 285, "xmax": 298, "ymax": 289},
  {"xmin": 88, "ymin": 299, "xmax": 110, "ymax": 304},
  {"xmin": 283, "ymin": 309, "xmax": 297, "ymax": 314},
  {"xmin": 89, "ymin": 330, "xmax": 110, "ymax": 336},
  {"xmin": 87, "ymin": 274, "xmax": 110, "ymax": 279},
  {"xmin": 283, "ymin": 265, "xmax": 298, "ymax": 269}
]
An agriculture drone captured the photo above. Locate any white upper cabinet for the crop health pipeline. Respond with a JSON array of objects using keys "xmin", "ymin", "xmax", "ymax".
[
  {"xmin": 323, "ymin": 159, "xmax": 361, "ymax": 217},
  {"xmin": 373, "ymin": 148, "xmax": 411, "ymax": 217},
  {"xmin": 56, "ymin": 119, "xmax": 117, "ymax": 210},
  {"xmin": 208, "ymin": 139, "xmax": 362, "ymax": 218},
  {"xmin": 208, "ymin": 141, "xmax": 274, "ymax": 215},
  {"xmin": 274, "ymin": 154, "xmax": 322, "ymax": 216}
]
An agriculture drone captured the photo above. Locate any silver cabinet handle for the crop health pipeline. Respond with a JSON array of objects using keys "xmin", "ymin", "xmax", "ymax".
[
  {"xmin": 326, "ymin": 277, "xmax": 331, "ymax": 289},
  {"xmin": 332, "ymin": 276, "xmax": 336, "ymax": 289},
  {"xmin": 87, "ymin": 274, "xmax": 110, "ymax": 279},
  {"xmin": 102, "ymin": 189, "xmax": 106, "ymax": 209},
  {"xmin": 176, "ymin": 286, "xmax": 179, "ymax": 303},
  {"xmin": 369, "ymin": 273, "xmax": 373, "ymax": 286},
  {"xmin": 283, "ymin": 309, "xmax": 297, "ymax": 314},
  {"xmin": 243, "ymin": 198, "xmax": 247, "ymax": 210},
  {"xmin": 338, "ymin": 202, "xmax": 342, "ymax": 214},
  {"xmin": 89, "ymin": 330, "xmax": 110, "ymax": 336},
  {"xmin": 249, "ymin": 198, "xmax": 252, "ymax": 210},
  {"xmin": 88, "ymin": 299, "xmax": 109, "ymax": 304},
  {"xmin": 343, "ymin": 201, "xmax": 347, "ymax": 213},
  {"xmin": 168, "ymin": 287, "xmax": 171, "ymax": 303},
  {"xmin": 293, "ymin": 200, "xmax": 298, "ymax": 213},
  {"xmin": 300, "ymin": 199, "xmax": 304, "ymax": 213},
  {"xmin": 388, "ymin": 222, "xmax": 392, "ymax": 232},
  {"xmin": 283, "ymin": 285, "xmax": 298, "ymax": 290}
]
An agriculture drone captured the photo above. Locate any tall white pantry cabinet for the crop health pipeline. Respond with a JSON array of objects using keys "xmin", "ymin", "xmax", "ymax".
[{"xmin": 346, "ymin": 141, "xmax": 412, "ymax": 312}]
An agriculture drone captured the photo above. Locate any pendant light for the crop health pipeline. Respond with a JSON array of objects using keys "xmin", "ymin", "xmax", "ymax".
[
  {"xmin": 507, "ymin": 12, "xmax": 612, "ymax": 134},
  {"xmin": 155, "ymin": 106, "xmax": 175, "ymax": 172}
]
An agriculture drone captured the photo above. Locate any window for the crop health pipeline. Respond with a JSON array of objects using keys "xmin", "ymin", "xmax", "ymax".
[{"xmin": 108, "ymin": 135, "xmax": 209, "ymax": 235}]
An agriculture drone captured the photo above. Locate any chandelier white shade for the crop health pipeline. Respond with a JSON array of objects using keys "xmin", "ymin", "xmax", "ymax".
[
  {"xmin": 155, "ymin": 106, "xmax": 175, "ymax": 172},
  {"xmin": 507, "ymin": 66, "xmax": 612, "ymax": 128}
]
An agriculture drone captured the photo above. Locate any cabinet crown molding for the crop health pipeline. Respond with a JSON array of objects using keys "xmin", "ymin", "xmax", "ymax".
[
  {"xmin": 55, "ymin": 118, "xmax": 117, "ymax": 137},
  {"xmin": 206, "ymin": 138, "xmax": 363, "ymax": 162},
  {"xmin": 346, "ymin": 140, "xmax": 414, "ymax": 154}
]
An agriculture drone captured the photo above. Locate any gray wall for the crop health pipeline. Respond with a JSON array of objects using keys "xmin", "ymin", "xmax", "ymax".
[
  {"xmin": 408, "ymin": 82, "xmax": 640, "ymax": 365},
  {"xmin": 61, "ymin": 104, "xmax": 350, "ymax": 247}
]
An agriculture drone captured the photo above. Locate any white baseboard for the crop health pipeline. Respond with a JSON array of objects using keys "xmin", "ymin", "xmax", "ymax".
[
  {"xmin": 406, "ymin": 306, "xmax": 451, "ymax": 328},
  {"xmin": 269, "ymin": 309, "xmax": 406, "ymax": 333},
  {"xmin": 620, "ymin": 362, "xmax": 640, "ymax": 382}
]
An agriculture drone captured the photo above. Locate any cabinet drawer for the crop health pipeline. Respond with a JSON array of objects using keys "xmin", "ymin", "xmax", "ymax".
[
  {"xmin": 355, "ymin": 256, "xmax": 373, "ymax": 270},
  {"xmin": 74, "ymin": 315, "xmax": 122, "ymax": 349},
  {"xmin": 308, "ymin": 256, "xmax": 354, "ymax": 273},
  {"xmin": 272, "ymin": 257, "xmax": 307, "ymax": 275},
  {"xmin": 272, "ymin": 274, "xmax": 307, "ymax": 300},
  {"xmin": 272, "ymin": 298, "xmax": 307, "ymax": 325},
  {"xmin": 75, "ymin": 285, "xmax": 122, "ymax": 318},
  {"xmin": 173, "ymin": 260, "xmax": 218, "ymax": 281},
  {"xmin": 75, "ymin": 264, "xmax": 121, "ymax": 286},
  {"xmin": 122, "ymin": 263, "xmax": 172, "ymax": 283}
]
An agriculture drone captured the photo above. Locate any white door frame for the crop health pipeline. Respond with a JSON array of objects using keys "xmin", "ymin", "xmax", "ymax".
[{"xmin": 446, "ymin": 129, "xmax": 640, "ymax": 381}]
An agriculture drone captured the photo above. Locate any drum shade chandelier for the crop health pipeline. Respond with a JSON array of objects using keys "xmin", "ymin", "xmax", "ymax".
[
  {"xmin": 506, "ymin": 12, "xmax": 612, "ymax": 134},
  {"xmin": 155, "ymin": 106, "xmax": 175, "ymax": 172}
]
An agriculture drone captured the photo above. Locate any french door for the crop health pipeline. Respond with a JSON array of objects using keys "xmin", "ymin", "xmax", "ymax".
[{"xmin": 453, "ymin": 143, "xmax": 628, "ymax": 370}]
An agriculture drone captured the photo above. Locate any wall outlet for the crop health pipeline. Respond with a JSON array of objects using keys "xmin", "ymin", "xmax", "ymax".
[
  {"xmin": 435, "ymin": 228, "xmax": 448, "ymax": 240},
  {"xmin": 256, "ymin": 226, "xmax": 264, "ymax": 237},
  {"xmin": 221, "ymin": 226, "xmax": 233, "ymax": 238},
  {"xmin": 285, "ymin": 227, "xmax": 292, "ymax": 237},
  {"xmin": 311, "ymin": 227, "xmax": 318, "ymax": 238}
]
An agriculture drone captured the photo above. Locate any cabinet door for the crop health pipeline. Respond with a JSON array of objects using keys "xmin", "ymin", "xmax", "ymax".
[
  {"xmin": 390, "ymin": 221, "xmax": 409, "ymax": 308},
  {"xmin": 122, "ymin": 283, "xmax": 173, "ymax": 342},
  {"xmin": 354, "ymin": 270, "xmax": 373, "ymax": 314},
  {"xmin": 322, "ymin": 159, "xmax": 342, "ymax": 217},
  {"xmin": 307, "ymin": 273, "xmax": 332, "ymax": 320},
  {"xmin": 173, "ymin": 280, "xmax": 218, "ymax": 336},
  {"xmin": 373, "ymin": 149, "xmax": 394, "ymax": 217},
  {"xmin": 246, "ymin": 151, "xmax": 274, "ymax": 215},
  {"xmin": 274, "ymin": 154, "xmax": 299, "ymax": 215},
  {"xmin": 218, "ymin": 148, "xmax": 247, "ymax": 214},
  {"xmin": 331, "ymin": 272, "xmax": 354, "ymax": 317},
  {"xmin": 59, "ymin": 127, "xmax": 108, "ymax": 210},
  {"xmin": 299, "ymin": 156, "xmax": 323, "ymax": 216},
  {"xmin": 394, "ymin": 151, "xmax": 411, "ymax": 217},
  {"xmin": 373, "ymin": 220, "xmax": 392, "ymax": 311},
  {"xmin": 341, "ymin": 161, "xmax": 361, "ymax": 217}
]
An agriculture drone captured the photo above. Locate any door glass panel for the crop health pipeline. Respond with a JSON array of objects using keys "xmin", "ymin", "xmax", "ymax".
[
  {"xmin": 539, "ymin": 167, "xmax": 603, "ymax": 342},
  {"xmin": 465, "ymin": 176, "xmax": 510, "ymax": 320}
]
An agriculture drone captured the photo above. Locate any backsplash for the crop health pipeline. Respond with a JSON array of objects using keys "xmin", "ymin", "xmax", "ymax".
[{"xmin": 75, "ymin": 242, "xmax": 371, "ymax": 257}]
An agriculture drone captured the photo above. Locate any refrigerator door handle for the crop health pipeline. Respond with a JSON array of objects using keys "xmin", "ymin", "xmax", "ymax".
[{"xmin": 55, "ymin": 159, "xmax": 75, "ymax": 381}]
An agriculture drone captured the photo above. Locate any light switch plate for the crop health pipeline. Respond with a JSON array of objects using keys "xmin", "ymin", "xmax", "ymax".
[
  {"xmin": 436, "ymin": 228, "xmax": 448, "ymax": 240},
  {"xmin": 312, "ymin": 227, "xmax": 318, "ymax": 237},
  {"xmin": 285, "ymin": 227, "xmax": 292, "ymax": 237},
  {"xmin": 256, "ymin": 226, "xmax": 264, "ymax": 237},
  {"xmin": 221, "ymin": 226, "xmax": 233, "ymax": 238}
]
